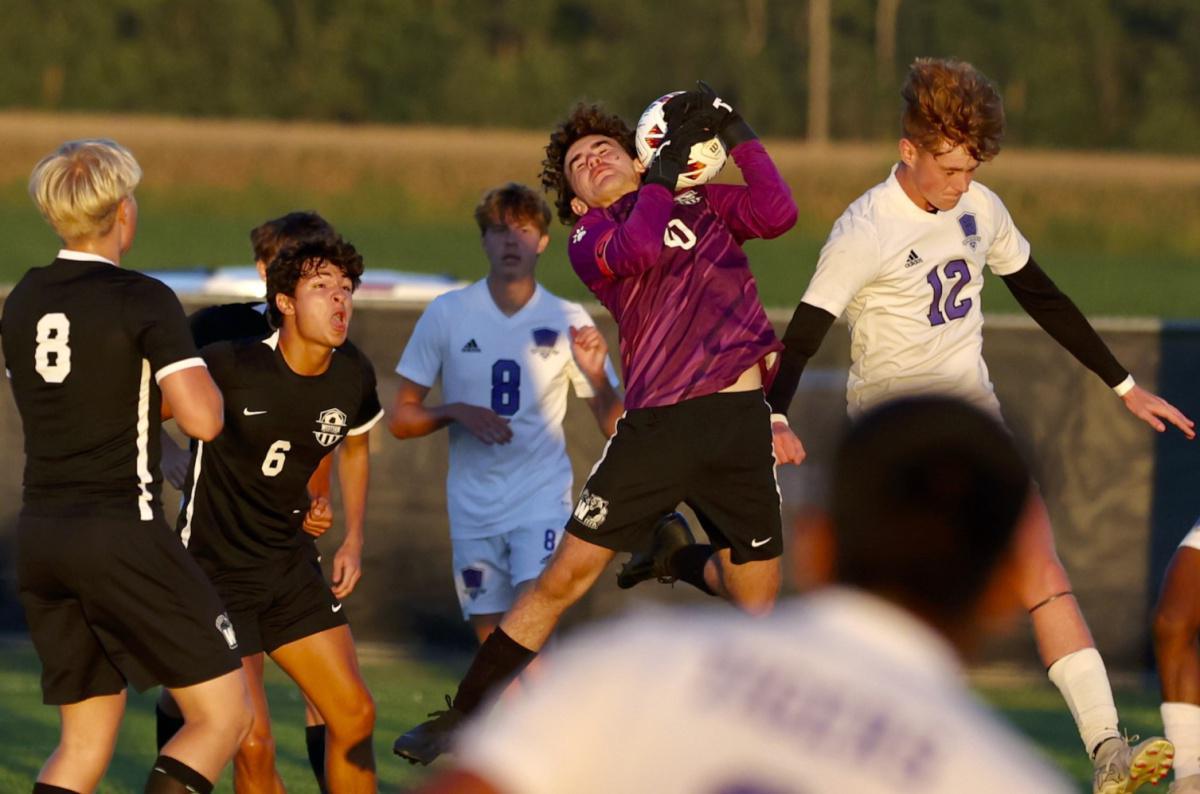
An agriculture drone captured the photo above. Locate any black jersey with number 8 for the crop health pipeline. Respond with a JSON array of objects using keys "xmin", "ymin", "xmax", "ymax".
[{"xmin": 1, "ymin": 255, "xmax": 201, "ymax": 521}]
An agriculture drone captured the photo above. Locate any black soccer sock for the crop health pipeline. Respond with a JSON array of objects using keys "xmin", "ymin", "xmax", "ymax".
[
  {"xmin": 33, "ymin": 784, "xmax": 79, "ymax": 794},
  {"xmin": 670, "ymin": 543, "xmax": 717, "ymax": 596},
  {"xmin": 306, "ymin": 724, "xmax": 329, "ymax": 793},
  {"xmin": 144, "ymin": 755, "xmax": 213, "ymax": 794},
  {"xmin": 155, "ymin": 703, "xmax": 185, "ymax": 751},
  {"xmin": 452, "ymin": 627, "xmax": 536, "ymax": 715}
]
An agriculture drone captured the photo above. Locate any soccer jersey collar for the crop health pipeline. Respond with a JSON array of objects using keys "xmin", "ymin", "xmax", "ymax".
[
  {"xmin": 479, "ymin": 278, "xmax": 543, "ymax": 323},
  {"xmin": 57, "ymin": 248, "xmax": 117, "ymax": 267},
  {"xmin": 885, "ymin": 165, "xmax": 945, "ymax": 222}
]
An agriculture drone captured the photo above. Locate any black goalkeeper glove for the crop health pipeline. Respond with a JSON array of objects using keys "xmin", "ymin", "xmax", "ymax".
[
  {"xmin": 693, "ymin": 80, "xmax": 757, "ymax": 148},
  {"xmin": 644, "ymin": 109, "xmax": 727, "ymax": 191}
]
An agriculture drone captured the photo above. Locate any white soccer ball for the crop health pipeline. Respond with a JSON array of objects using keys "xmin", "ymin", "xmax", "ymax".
[{"xmin": 635, "ymin": 91, "xmax": 727, "ymax": 191}]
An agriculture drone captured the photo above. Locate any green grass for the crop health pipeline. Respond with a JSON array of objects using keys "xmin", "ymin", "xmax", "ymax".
[
  {"xmin": 0, "ymin": 638, "xmax": 1169, "ymax": 793},
  {"xmin": 2, "ymin": 184, "xmax": 1199, "ymax": 318},
  {"xmin": 0, "ymin": 638, "xmax": 459, "ymax": 793}
]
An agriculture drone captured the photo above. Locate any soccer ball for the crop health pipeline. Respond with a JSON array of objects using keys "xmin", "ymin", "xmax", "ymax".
[{"xmin": 635, "ymin": 91, "xmax": 727, "ymax": 191}]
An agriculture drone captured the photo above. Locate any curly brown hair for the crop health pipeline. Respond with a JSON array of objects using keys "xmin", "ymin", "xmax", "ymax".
[
  {"xmin": 540, "ymin": 103, "xmax": 636, "ymax": 225},
  {"xmin": 901, "ymin": 58, "xmax": 1005, "ymax": 162},
  {"xmin": 265, "ymin": 237, "xmax": 364, "ymax": 327}
]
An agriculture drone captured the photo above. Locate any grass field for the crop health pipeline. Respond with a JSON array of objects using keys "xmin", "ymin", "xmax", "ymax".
[
  {"xmin": 2, "ymin": 112, "xmax": 1200, "ymax": 317},
  {"xmin": 0, "ymin": 637, "xmax": 1170, "ymax": 793}
]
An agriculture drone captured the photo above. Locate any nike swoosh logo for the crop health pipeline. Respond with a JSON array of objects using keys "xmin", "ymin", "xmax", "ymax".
[
  {"xmin": 243, "ymin": 408, "xmax": 267, "ymax": 416},
  {"xmin": 331, "ymin": 602, "xmax": 343, "ymax": 613},
  {"xmin": 751, "ymin": 537, "xmax": 772, "ymax": 548}
]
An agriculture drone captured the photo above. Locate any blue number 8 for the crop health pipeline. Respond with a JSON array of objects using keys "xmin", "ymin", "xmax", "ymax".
[
  {"xmin": 544, "ymin": 529, "xmax": 557, "ymax": 551},
  {"xmin": 491, "ymin": 359, "xmax": 521, "ymax": 416}
]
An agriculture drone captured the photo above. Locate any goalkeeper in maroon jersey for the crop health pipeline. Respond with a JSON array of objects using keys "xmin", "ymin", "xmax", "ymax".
[{"xmin": 394, "ymin": 82, "xmax": 802, "ymax": 766}]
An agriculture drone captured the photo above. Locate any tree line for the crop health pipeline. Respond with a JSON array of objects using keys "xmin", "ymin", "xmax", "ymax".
[{"xmin": 1, "ymin": 0, "xmax": 1197, "ymax": 154}]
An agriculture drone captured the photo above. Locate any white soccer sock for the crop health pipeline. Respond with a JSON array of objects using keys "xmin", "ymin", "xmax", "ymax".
[
  {"xmin": 1047, "ymin": 648, "xmax": 1121, "ymax": 755},
  {"xmin": 1163, "ymin": 702, "xmax": 1200, "ymax": 778}
]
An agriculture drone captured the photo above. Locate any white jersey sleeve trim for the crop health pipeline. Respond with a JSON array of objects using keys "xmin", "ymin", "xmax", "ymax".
[
  {"xmin": 347, "ymin": 408, "xmax": 384, "ymax": 436},
  {"xmin": 1112, "ymin": 374, "xmax": 1136, "ymax": 397},
  {"xmin": 155, "ymin": 356, "xmax": 207, "ymax": 384}
]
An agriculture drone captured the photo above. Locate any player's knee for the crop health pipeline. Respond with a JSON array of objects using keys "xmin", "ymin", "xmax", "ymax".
[
  {"xmin": 238, "ymin": 721, "xmax": 277, "ymax": 769},
  {"xmin": 1153, "ymin": 598, "xmax": 1197, "ymax": 651},
  {"xmin": 57, "ymin": 732, "xmax": 115, "ymax": 771},
  {"xmin": 328, "ymin": 688, "xmax": 376, "ymax": 740}
]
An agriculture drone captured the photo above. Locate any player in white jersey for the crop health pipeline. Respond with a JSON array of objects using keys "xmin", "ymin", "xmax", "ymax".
[
  {"xmin": 766, "ymin": 58, "xmax": 1190, "ymax": 794},
  {"xmin": 391, "ymin": 182, "xmax": 621, "ymax": 643},
  {"xmin": 1153, "ymin": 522, "xmax": 1200, "ymax": 792},
  {"xmin": 410, "ymin": 397, "xmax": 1076, "ymax": 794}
]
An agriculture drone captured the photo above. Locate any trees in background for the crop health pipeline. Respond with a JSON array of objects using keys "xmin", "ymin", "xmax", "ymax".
[{"xmin": 1, "ymin": 0, "xmax": 1198, "ymax": 153}]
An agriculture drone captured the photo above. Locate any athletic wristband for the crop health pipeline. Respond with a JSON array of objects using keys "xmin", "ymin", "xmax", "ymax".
[
  {"xmin": 1112, "ymin": 375, "xmax": 1135, "ymax": 397},
  {"xmin": 769, "ymin": 412, "xmax": 789, "ymax": 426}
]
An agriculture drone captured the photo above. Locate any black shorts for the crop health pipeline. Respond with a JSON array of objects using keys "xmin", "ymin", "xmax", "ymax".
[
  {"xmin": 17, "ymin": 513, "xmax": 242, "ymax": 705},
  {"xmin": 566, "ymin": 389, "xmax": 783, "ymax": 563},
  {"xmin": 209, "ymin": 545, "xmax": 347, "ymax": 657}
]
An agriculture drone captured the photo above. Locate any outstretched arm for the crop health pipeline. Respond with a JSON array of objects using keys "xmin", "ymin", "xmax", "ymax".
[
  {"xmin": 389, "ymin": 377, "xmax": 513, "ymax": 445},
  {"xmin": 765, "ymin": 302, "xmax": 838, "ymax": 464},
  {"xmin": 571, "ymin": 325, "xmax": 623, "ymax": 437},
  {"xmin": 1002, "ymin": 256, "xmax": 1194, "ymax": 438},
  {"xmin": 331, "ymin": 431, "xmax": 368, "ymax": 599}
]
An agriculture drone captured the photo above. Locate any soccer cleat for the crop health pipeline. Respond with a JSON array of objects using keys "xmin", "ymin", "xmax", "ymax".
[
  {"xmin": 1092, "ymin": 735, "xmax": 1174, "ymax": 794},
  {"xmin": 392, "ymin": 695, "xmax": 466, "ymax": 766},
  {"xmin": 1170, "ymin": 773, "xmax": 1200, "ymax": 793},
  {"xmin": 616, "ymin": 512, "xmax": 695, "ymax": 589}
]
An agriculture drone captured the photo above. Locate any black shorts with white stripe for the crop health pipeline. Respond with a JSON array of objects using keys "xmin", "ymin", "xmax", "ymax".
[
  {"xmin": 17, "ymin": 512, "xmax": 241, "ymax": 705},
  {"xmin": 566, "ymin": 389, "xmax": 783, "ymax": 563}
]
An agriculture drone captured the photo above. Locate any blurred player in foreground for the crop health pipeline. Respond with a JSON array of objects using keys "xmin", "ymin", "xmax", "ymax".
[
  {"xmin": 2, "ymin": 139, "xmax": 250, "ymax": 793},
  {"xmin": 413, "ymin": 396, "xmax": 1075, "ymax": 794},
  {"xmin": 767, "ymin": 57, "xmax": 1187, "ymax": 793},
  {"xmin": 1153, "ymin": 520, "xmax": 1200, "ymax": 792},
  {"xmin": 174, "ymin": 237, "xmax": 383, "ymax": 791},
  {"xmin": 393, "ymin": 84, "xmax": 798, "ymax": 765},
  {"xmin": 390, "ymin": 182, "xmax": 621, "ymax": 644},
  {"xmin": 157, "ymin": 211, "xmax": 342, "ymax": 791}
]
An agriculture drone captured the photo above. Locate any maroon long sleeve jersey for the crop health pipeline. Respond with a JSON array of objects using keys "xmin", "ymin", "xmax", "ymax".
[{"xmin": 568, "ymin": 140, "xmax": 797, "ymax": 409}]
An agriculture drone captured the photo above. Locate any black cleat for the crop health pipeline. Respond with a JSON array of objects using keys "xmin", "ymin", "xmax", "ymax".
[
  {"xmin": 616, "ymin": 512, "xmax": 695, "ymax": 589},
  {"xmin": 393, "ymin": 695, "xmax": 466, "ymax": 766}
]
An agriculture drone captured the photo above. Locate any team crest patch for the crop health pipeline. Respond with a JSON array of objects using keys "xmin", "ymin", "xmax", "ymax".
[
  {"xmin": 674, "ymin": 189, "xmax": 701, "ymax": 205},
  {"xmin": 573, "ymin": 489, "xmax": 609, "ymax": 530},
  {"xmin": 531, "ymin": 327, "xmax": 560, "ymax": 358},
  {"xmin": 958, "ymin": 212, "xmax": 981, "ymax": 251},
  {"xmin": 215, "ymin": 612, "xmax": 238, "ymax": 650},
  {"xmin": 461, "ymin": 567, "xmax": 486, "ymax": 600},
  {"xmin": 314, "ymin": 408, "xmax": 348, "ymax": 447}
]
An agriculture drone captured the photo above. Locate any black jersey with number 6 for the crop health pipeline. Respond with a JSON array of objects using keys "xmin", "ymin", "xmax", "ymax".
[
  {"xmin": 1, "ymin": 254, "xmax": 202, "ymax": 520},
  {"xmin": 177, "ymin": 330, "xmax": 382, "ymax": 571}
]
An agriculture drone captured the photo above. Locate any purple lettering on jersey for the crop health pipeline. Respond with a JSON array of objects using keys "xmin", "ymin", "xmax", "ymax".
[
  {"xmin": 568, "ymin": 141, "xmax": 796, "ymax": 408},
  {"xmin": 697, "ymin": 645, "xmax": 944, "ymax": 786}
]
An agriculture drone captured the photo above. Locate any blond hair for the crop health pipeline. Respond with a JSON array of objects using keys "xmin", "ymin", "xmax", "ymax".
[
  {"xmin": 29, "ymin": 139, "xmax": 143, "ymax": 241},
  {"xmin": 901, "ymin": 58, "xmax": 1005, "ymax": 162}
]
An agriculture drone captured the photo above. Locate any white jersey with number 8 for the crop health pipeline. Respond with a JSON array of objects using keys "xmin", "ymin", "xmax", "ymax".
[{"xmin": 397, "ymin": 280, "xmax": 619, "ymax": 540}]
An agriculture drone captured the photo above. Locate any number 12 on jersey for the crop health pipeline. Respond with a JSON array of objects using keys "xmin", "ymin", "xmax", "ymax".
[
  {"xmin": 925, "ymin": 259, "xmax": 973, "ymax": 326},
  {"xmin": 491, "ymin": 359, "xmax": 521, "ymax": 416}
]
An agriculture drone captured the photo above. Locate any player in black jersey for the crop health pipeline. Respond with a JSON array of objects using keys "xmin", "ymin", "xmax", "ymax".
[
  {"xmin": 175, "ymin": 236, "xmax": 383, "ymax": 792},
  {"xmin": 2, "ymin": 139, "xmax": 251, "ymax": 794},
  {"xmin": 157, "ymin": 212, "xmax": 343, "ymax": 790}
]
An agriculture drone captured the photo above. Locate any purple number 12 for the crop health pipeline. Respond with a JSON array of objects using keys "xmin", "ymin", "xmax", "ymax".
[{"xmin": 925, "ymin": 259, "xmax": 973, "ymax": 326}]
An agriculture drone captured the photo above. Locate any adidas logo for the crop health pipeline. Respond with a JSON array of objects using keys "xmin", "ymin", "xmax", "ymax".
[
  {"xmin": 904, "ymin": 249, "xmax": 923, "ymax": 268},
  {"xmin": 461, "ymin": 339, "xmax": 481, "ymax": 353}
]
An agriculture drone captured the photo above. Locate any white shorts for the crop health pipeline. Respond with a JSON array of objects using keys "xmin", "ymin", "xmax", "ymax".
[
  {"xmin": 1179, "ymin": 518, "xmax": 1200, "ymax": 551},
  {"xmin": 452, "ymin": 524, "xmax": 564, "ymax": 619}
]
